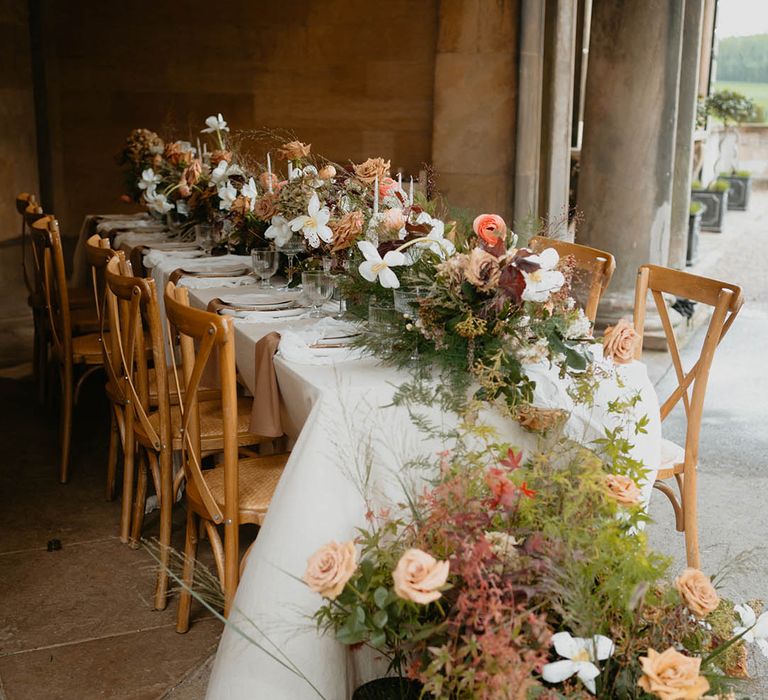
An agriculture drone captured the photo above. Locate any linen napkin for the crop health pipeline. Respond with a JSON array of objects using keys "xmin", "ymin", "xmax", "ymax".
[
  {"xmin": 251, "ymin": 332, "xmax": 284, "ymax": 438},
  {"xmin": 278, "ymin": 318, "xmax": 363, "ymax": 365}
]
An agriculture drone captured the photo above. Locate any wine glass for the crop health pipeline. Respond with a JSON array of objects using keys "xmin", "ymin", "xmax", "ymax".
[
  {"xmin": 195, "ymin": 224, "xmax": 215, "ymax": 256},
  {"xmin": 251, "ymin": 250, "xmax": 279, "ymax": 288},
  {"xmin": 277, "ymin": 236, "xmax": 305, "ymax": 287},
  {"xmin": 302, "ymin": 271, "xmax": 334, "ymax": 318}
]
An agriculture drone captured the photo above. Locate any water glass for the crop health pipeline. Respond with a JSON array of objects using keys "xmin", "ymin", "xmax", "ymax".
[
  {"xmin": 368, "ymin": 300, "xmax": 399, "ymax": 352},
  {"xmin": 302, "ymin": 271, "xmax": 334, "ymax": 317},
  {"xmin": 195, "ymin": 224, "xmax": 215, "ymax": 256},
  {"xmin": 251, "ymin": 250, "xmax": 279, "ymax": 288}
]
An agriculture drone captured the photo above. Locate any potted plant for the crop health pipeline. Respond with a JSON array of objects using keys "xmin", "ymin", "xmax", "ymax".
[
  {"xmin": 706, "ymin": 90, "xmax": 756, "ymax": 210},
  {"xmin": 687, "ymin": 200, "xmax": 705, "ymax": 266},
  {"xmin": 691, "ymin": 179, "xmax": 729, "ymax": 233}
]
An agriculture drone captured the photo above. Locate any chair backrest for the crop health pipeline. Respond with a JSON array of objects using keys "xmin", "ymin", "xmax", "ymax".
[
  {"xmin": 16, "ymin": 193, "xmax": 37, "ymax": 296},
  {"xmin": 23, "ymin": 201, "xmax": 47, "ymax": 301},
  {"xmin": 529, "ymin": 236, "xmax": 616, "ymax": 322},
  {"xmin": 632, "ymin": 264, "xmax": 743, "ymax": 468},
  {"xmin": 104, "ymin": 256, "xmax": 169, "ymax": 449},
  {"xmin": 84, "ymin": 234, "xmax": 116, "ymax": 323},
  {"xmin": 29, "ymin": 216, "xmax": 72, "ymax": 361},
  {"xmin": 163, "ymin": 282, "xmax": 237, "ymax": 529}
]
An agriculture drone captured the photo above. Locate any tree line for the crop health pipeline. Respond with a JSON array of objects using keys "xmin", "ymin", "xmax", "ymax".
[{"xmin": 717, "ymin": 34, "xmax": 768, "ymax": 83}]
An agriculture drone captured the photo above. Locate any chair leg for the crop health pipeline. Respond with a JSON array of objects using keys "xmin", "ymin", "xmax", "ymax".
[
  {"xmin": 681, "ymin": 472, "xmax": 700, "ymax": 569},
  {"xmin": 59, "ymin": 361, "xmax": 73, "ymax": 484},
  {"xmin": 106, "ymin": 411, "xmax": 119, "ymax": 501},
  {"xmin": 129, "ymin": 448, "xmax": 147, "ymax": 548},
  {"xmin": 34, "ymin": 315, "xmax": 49, "ymax": 406},
  {"xmin": 176, "ymin": 508, "xmax": 199, "ymax": 634},
  {"xmin": 154, "ymin": 447, "xmax": 174, "ymax": 611},
  {"xmin": 120, "ymin": 411, "xmax": 136, "ymax": 543}
]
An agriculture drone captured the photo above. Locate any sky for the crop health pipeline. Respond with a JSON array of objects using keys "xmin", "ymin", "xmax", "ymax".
[{"xmin": 716, "ymin": 0, "xmax": 768, "ymax": 38}]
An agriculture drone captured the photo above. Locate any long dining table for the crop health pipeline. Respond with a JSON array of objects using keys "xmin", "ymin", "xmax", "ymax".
[{"xmin": 82, "ymin": 219, "xmax": 662, "ymax": 700}]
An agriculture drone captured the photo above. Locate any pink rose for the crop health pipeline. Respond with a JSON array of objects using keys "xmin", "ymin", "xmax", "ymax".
[
  {"xmin": 303, "ymin": 541, "xmax": 357, "ymax": 600},
  {"xmin": 392, "ymin": 549, "xmax": 449, "ymax": 605},
  {"xmin": 381, "ymin": 207, "xmax": 406, "ymax": 234},
  {"xmin": 605, "ymin": 474, "xmax": 641, "ymax": 506}
]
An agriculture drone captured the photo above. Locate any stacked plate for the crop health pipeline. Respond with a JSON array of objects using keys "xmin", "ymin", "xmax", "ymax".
[
  {"xmin": 218, "ymin": 292, "xmax": 306, "ymax": 318},
  {"xmin": 180, "ymin": 261, "xmax": 250, "ymax": 276}
]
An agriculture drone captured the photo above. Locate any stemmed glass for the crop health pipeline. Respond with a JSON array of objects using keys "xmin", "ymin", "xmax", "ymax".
[
  {"xmin": 277, "ymin": 236, "xmax": 305, "ymax": 287},
  {"xmin": 393, "ymin": 288, "xmax": 423, "ymax": 360},
  {"xmin": 302, "ymin": 271, "xmax": 334, "ymax": 318},
  {"xmin": 195, "ymin": 224, "xmax": 215, "ymax": 256},
  {"xmin": 251, "ymin": 250, "xmax": 279, "ymax": 288}
]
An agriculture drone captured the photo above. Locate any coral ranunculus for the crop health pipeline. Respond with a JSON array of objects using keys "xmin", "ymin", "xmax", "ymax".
[
  {"xmin": 472, "ymin": 214, "xmax": 507, "ymax": 246},
  {"xmin": 637, "ymin": 647, "xmax": 710, "ymax": 700},
  {"xmin": 675, "ymin": 568, "xmax": 720, "ymax": 618},
  {"xmin": 392, "ymin": 549, "xmax": 450, "ymax": 605},
  {"xmin": 303, "ymin": 541, "xmax": 357, "ymax": 600},
  {"xmin": 379, "ymin": 176, "xmax": 397, "ymax": 198}
]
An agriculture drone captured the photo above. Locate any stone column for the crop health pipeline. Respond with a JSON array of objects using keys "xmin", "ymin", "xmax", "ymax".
[
  {"xmin": 431, "ymin": 0, "xmax": 519, "ymax": 223},
  {"xmin": 539, "ymin": 0, "xmax": 578, "ymax": 239},
  {"xmin": 669, "ymin": 0, "xmax": 705, "ymax": 269},
  {"xmin": 577, "ymin": 0, "xmax": 685, "ymax": 323}
]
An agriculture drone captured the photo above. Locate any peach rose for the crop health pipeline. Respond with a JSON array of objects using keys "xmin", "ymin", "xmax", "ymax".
[
  {"xmin": 464, "ymin": 248, "xmax": 501, "ymax": 291},
  {"xmin": 183, "ymin": 160, "xmax": 202, "ymax": 187},
  {"xmin": 602, "ymin": 319, "xmax": 639, "ymax": 364},
  {"xmin": 472, "ymin": 214, "xmax": 507, "ymax": 246},
  {"xmin": 303, "ymin": 540, "xmax": 357, "ymax": 600},
  {"xmin": 605, "ymin": 474, "xmax": 641, "ymax": 506},
  {"xmin": 209, "ymin": 149, "xmax": 232, "ymax": 166},
  {"xmin": 638, "ymin": 647, "xmax": 710, "ymax": 700},
  {"xmin": 392, "ymin": 549, "xmax": 449, "ymax": 605},
  {"xmin": 253, "ymin": 192, "xmax": 279, "ymax": 221},
  {"xmin": 259, "ymin": 172, "xmax": 280, "ymax": 192},
  {"xmin": 353, "ymin": 157, "xmax": 391, "ymax": 185},
  {"xmin": 381, "ymin": 207, "xmax": 406, "ymax": 234},
  {"xmin": 278, "ymin": 140, "xmax": 311, "ymax": 160},
  {"xmin": 675, "ymin": 568, "xmax": 720, "ymax": 618},
  {"xmin": 331, "ymin": 211, "xmax": 365, "ymax": 251},
  {"xmin": 318, "ymin": 165, "xmax": 337, "ymax": 180},
  {"xmin": 164, "ymin": 141, "xmax": 194, "ymax": 167}
]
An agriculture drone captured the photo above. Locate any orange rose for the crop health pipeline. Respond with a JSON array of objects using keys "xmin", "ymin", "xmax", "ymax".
[
  {"xmin": 603, "ymin": 319, "xmax": 639, "ymax": 364},
  {"xmin": 259, "ymin": 172, "xmax": 280, "ymax": 192},
  {"xmin": 392, "ymin": 549, "xmax": 449, "ymax": 605},
  {"xmin": 472, "ymin": 214, "xmax": 507, "ymax": 246},
  {"xmin": 303, "ymin": 541, "xmax": 357, "ymax": 600},
  {"xmin": 675, "ymin": 568, "xmax": 720, "ymax": 618},
  {"xmin": 605, "ymin": 474, "xmax": 641, "ymax": 506},
  {"xmin": 330, "ymin": 211, "xmax": 364, "ymax": 251},
  {"xmin": 278, "ymin": 140, "xmax": 311, "ymax": 160},
  {"xmin": 638, "ymin": 647, "xmax": 710, "ymax": 699}
]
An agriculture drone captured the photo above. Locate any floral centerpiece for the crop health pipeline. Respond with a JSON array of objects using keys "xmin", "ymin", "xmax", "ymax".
[{"xmin": 304, "ymin": 413, "xmax": 765, "ymax": 699}]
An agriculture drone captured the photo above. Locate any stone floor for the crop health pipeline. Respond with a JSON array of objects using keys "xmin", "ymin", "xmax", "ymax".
[{"xmin": 0, "ymin": 193, "xmax": 766, "ymax": 698}]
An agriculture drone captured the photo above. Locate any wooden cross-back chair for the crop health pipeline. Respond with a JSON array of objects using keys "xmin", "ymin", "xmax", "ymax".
[
  {"xmin": 164, "ymin": 282, "xmax": 287, "ymax": 630},
  {"xmin": 633, "ymin": 264, "xmax": 744, "ymax": 569},
  {"xmin": 529, "ymin": 236, "xmax": 616, "ymax": 323},
  {"xmin": 29, "ymin": 216, "xmax": 106, "ymax": 483}
]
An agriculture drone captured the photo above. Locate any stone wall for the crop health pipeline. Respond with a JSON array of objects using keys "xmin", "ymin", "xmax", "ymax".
[{"xmin": 32, "ymin": 0, "xmax": 439, "ymax": 241}]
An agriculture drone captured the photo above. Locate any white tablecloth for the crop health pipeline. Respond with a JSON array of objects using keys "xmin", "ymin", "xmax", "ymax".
[{"xmin": 185, "ymin": 285, "xmax": 662, "ymax": 700}]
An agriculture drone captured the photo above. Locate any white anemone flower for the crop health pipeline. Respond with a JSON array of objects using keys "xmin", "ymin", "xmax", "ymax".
[
  {"xmin": 289, "ymin": 193, "xmax": 333, "ymax": 248},
  {"xmin": 201, "ymin": 113, "xmax": 229, "ymax": 133},
  {"xmin": 144, "ymin": 190, "xmax": 173, "ymax": 215},
  {"xmin": 542, "ymin": 632, "xmax": 615, "ymax": 694},
  {"xmin": 357, "ymin": 241, "xmax": 406, "ymax": 289},
  {"xmin": 264, "ymin": 215, "xmax": 293, "ymax": 247},
  {"xmin": 138, "ymin": 168, "xmax": 160, "ymax": 191},
  {"xmin": 521, "ymin": 247, "xmax": 565, "ymax": 302},
  {"xmin": 241, "ymin": 177, "xmax": 258, "ymax": 211},
  {"xmin": 734, "ymin": 604, "xmax": 768, "ymax": 657},
  {"xmin": 175, "ymin": 199, "xmax": 189, "ymax": 217},
  {"xmin": 217, "ymin": 180, "xmax": 237, "ymax": 211},
  {"xmin": 209, "ymin": 160, "xmax": 229, "ymax": 186}
]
